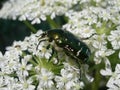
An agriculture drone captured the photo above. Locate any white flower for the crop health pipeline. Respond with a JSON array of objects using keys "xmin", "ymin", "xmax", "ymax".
[
  {"xmin": 100, "ymin": 58, "xmax": 112, "ymax": 76},
  {"xmin": 54, "ymin": 66, "xmax": 84, "ymax": 90},
  {"xmin": 98, "ymin": 9, "xmax": 111, "ymax": 21},
  {"xmin": 37, "ymin": 68, "xmax": 54, "ymax": 89},
  {"xmin": 80, "ymin": 28, "xmax": 96, "ymax": 38},
  {"xmin": 17, "ymin": 77, "xmax": 35, "ymax": 90},
  {"xmin": 95, "ymin": 49, "xmax": 115, "ymax": 58},
  {"xmin": 107, "ymin": 79, "xmax": 120, "ymax": 90},
  {"xmin": 0, "ymin": 52, "xmax": 5, "ymax": 69},
  {"xmin": 1, "ymin": 50, "xmax": 20, "ymax": 74},
  {"xmin": 31, "ymin": 18, "xmax": 41, "ymax": 24},
  {"xmin": 0, "ymin": 76, "xmax": 19, "ymax": 90},
  {"xmin": 55, "ymin": 68, "xmax": 74, "ymax": 90},
  {"xmin": 6, "ymin": 40, "xmax": 28, "ymax": 52},
  {"xmin": 94, "ymin": 49, "xmax": 114, "ymax": 64},
  {"xmin": 108, "ymin": 29, "xmax": 120, "ymax": 50},
  {"xmin": 101, "ymin": 64, "xmax": 120, "ymax": 90},
  {"xmin": 0, "ymin": 0, "xmax": 79, "ymax": 24},
  {"xmin": 17, "ymin": 55, "xmax": 32, "ymax": 77},
  {"xmin": 37, "ymin": 41, "xmax": 52, "ymax": 59},
  {"xmin": 0, "ymin": 76, "xmax": 6, "ymax": 89},
  {"xmin": 92, "ymin": 34, "xmax": 107, "ymax": 49},
  {"xmin": 25, "ymin": 34, "xmax": 39, "ymax": 53},
  {"xmin": 72, "ymin": 81, "xmax": 85, "ymax": 90}
]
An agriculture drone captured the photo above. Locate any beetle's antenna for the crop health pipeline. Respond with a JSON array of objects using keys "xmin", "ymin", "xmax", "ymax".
[
  {"xmin": 38, "ymin": 32, "xmax": 47, "ymax": 40},
  {"xmin": 36, "ymin": 39, "xmax": 48, "ymax": 50},
  {"xmin": 36, "ymin": 32, "xmax": 48, "ymax": 50},
  {"xmin": 77, "ymin": 61, "xmax": 83, "ymax": 81}
]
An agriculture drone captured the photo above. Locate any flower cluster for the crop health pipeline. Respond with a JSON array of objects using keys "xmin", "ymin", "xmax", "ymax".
[
  {"xmin": 0, "ymin": 31, "xmax": 85, "ymax": 90},
  {"xmin": 0, "ymin": 0, "xmax": 79, "ymax": 24},
  {"xmin": 101, "ymin": 64, "xmax": 120, "ymax": 90},
  {"xmin": 108, "ymin": 27, "xmax": 120, "ymax": 58},
  {"xmin": 0, "ymin": 0, "xmax": 120, "ymax": 89}
]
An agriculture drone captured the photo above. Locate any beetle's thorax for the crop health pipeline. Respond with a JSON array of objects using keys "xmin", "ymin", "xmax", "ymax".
[{"xmin": 54, "ymin": 34, "xmax": 59, "ymax": 40}]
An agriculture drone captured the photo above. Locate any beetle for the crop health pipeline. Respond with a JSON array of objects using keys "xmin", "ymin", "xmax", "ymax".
[
  {"xmin": 37, "ymin": 29, "xmax": 96, "ymax": 80},
  {"xmin": 37, "ymin": 29, "xmax": 93, "ymax": 64}
]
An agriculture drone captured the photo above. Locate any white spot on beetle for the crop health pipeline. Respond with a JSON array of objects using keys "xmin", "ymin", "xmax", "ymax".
[
  {"xmin": 86, "ymin": 49, "xmax": 88, "ymax": 54},
  {"xmin": 64, "ymin": 45, "xmax": 74, "ymax": 52},
  {"xmin": 57, "ymin": 40, "xmax": 62, "ymax": 43},
  {"xmin": 78, "ymin": 42, "xmax": 81, "ymax": 46},
  {"xmin": 65, "ymin": 38, "xmax": 68, "ymax": 41},
  {"xmin": 76, "ymin": 48, "xmax": 83, "ymax": 56},
  {"xmin": 66, "ymin": 45, "xmax": 69, "ymax": 47},
  {"xmin": 64, "ymin": 45, "xmax": 69, "ymax": 50}
]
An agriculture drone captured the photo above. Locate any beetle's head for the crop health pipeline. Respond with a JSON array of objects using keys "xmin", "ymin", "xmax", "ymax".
[{"xmin": 47, "ymin": 29, "xmax": 64, "ymax": 42}]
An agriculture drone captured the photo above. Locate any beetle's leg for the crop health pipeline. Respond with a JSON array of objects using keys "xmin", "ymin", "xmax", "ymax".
[
  {"xmin": 36, "ymin": 32, "xmax": 48, "ymax": 50},
  {"xmin": 81, "ymin": 33, "xmax": 97, "ymax": 40},
  {"xmin": 76, "ymin": 60, "xmax": 83, "ymax": 81},
  {"xmin": 45, "ymin": 44, "xmax": 59, "ymax": 64},
  {"xmin": 51, "ymin": 47, "xmax": 60, "ymax": 64},
  {"xmin": 46, "ymin": 44, "xmax": 54, "ymax": 62}
]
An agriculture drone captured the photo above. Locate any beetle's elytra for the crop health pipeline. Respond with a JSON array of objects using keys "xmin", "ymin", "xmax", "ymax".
[{"xmin": 37, "ymin": 29, "xmax": 91, "ymax": 64}]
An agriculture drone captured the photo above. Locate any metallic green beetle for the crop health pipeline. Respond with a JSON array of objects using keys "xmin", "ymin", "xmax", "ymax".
[{"xmin": 37, "ymin": 29, "xmax": 92, "ymax": 64}]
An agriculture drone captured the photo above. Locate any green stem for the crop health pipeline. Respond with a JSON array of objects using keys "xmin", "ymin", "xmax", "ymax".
[
  {"xmin": 23, "ymin": 20, "xmax": 37, "ymax": 33},
  {"xmin": 33, "ymin": 55, "xmax": 41, "ymax": 65},
  {"xmin": 109, "ymin": 24, "xmax": 117, "ymax": 30},
  {"xmin": 29, "ymin": 58, "xmax": 38, "ymax": 66},
  {"xmin": 47, "ymin": 16, "xmax": 59, "ymax": 29},
  {"xmin": 91, "ymin": 66, "xmax": 101, "ymax": 90}
]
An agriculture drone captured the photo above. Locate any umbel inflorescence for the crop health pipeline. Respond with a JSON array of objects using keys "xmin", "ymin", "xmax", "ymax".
[
  {"xmin": 0, "ymin": 30, "xmax": 85, "ymax": 90},
  {"xmin": 0, "ymin": 0, "xmax": 120, "ymax": 90}
]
